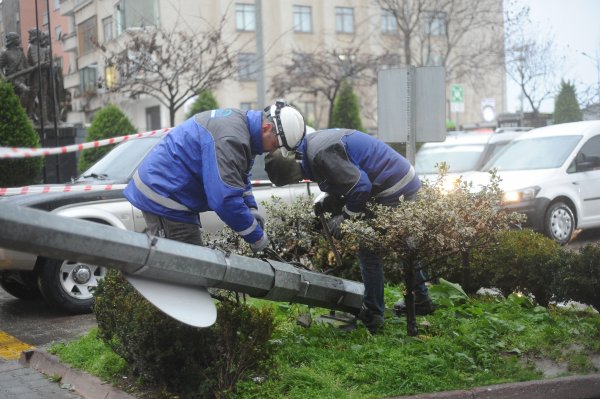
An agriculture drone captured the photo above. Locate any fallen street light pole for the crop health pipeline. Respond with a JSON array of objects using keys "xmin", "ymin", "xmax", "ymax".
[{"xmin": 0, "ymin": 204, "xmax": 364, "ymax": 327}]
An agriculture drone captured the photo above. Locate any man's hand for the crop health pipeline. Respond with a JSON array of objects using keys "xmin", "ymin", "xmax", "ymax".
[
  {"xmin": 250, "ymin": 208, "xmax": 265, "ymax": 230},
  {"xmin": 326, "ymin": 214, "xmax": 345, "ymax": 240},
  {"xmin": 250, "ymin": 232, "xmax": 270, "ymax": 254}
]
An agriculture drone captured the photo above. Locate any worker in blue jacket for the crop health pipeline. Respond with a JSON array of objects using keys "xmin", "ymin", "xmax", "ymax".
[
  {"xmin": 125, "ymin": 100, "xmax": 306, "ymax": 253},
  {"xmin": 265, "ymin": 128, "xmax": 434, "ymax": 333}
]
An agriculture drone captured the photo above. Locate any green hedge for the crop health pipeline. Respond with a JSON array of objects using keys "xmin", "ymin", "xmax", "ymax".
[
  {"xmin": 78, "ymin": 104, "xmax": 136, "ymax": 172},
  {"xmin": 0, "ymin": 78, "xmax": 43, "ymax": 186},
  {"xmin": 93, "ymin": 270, "xmax": 276, "ymax": 398}
]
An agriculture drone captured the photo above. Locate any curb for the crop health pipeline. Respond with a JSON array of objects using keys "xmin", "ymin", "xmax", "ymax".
[
  {"xmin": 18, "ymin": 349, "xmax": 600, "ymax": 399},
  {"xmin": 19, "ymin": 350, "xmax": 136, "ymax": 399},
  {"xmin": 396, "ymin": 374, "xmax": 600, "ymax": 399}
]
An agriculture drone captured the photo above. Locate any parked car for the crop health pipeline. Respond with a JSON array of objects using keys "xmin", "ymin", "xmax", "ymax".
[
  {"xmin": 415, "ymin": 130, "xmax": 526, "ymax": 189},
  {"xmin": 468, "ymin": 120, "xmax": 600, "ymax": 244},
  {"xmin": 0, "ymin": 130, "xmax": 319, "ymax": 313}
]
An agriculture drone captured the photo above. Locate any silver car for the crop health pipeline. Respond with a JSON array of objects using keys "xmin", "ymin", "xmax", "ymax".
[{"xmin": 0, "ymin": 132, "xmax": 318, "ymax": 313}]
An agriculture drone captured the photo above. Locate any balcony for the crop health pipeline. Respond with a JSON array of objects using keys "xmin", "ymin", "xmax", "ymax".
[{"xmin": 62, "ymin": 32, "xmax": 78, "ymax": 53}]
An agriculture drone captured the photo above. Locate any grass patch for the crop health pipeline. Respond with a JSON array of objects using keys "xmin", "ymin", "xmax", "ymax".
[
  {"xmin": 52, "ymin": 285, "xmax": 600, "ymax": 399},
  {"xmin": 49, "ymin": 328, "xmax": 127, "ymax": 381}
]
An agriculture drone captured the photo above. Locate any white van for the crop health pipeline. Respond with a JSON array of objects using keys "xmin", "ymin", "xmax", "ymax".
[{"xmin": 468, "ymin": 120, "xmax": 600, "ymax": 244}]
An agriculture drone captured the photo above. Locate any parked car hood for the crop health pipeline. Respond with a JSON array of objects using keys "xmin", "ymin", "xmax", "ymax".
[{"xmin": 467, "ymin": 169, "xmax": 563, "ymax": 192}]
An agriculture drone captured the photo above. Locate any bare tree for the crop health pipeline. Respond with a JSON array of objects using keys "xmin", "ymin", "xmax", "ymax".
[
  {"xmin": 504, "ymin": 4, "xmax": 560, "ymax": 118},
  {"xmin": 102, "ymin": 18, "xmax": 235, "ymax": 127},
  {"xmin": 374, "ymin": 0, "xmax": 505, "ymax": 85},
  {"xmin": 271, "ymin": 46, "xmax": 386, "ymax": 128}
]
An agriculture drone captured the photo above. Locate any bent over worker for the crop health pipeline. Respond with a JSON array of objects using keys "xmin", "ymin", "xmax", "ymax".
[
  {"xmin": 265, "ymin": 128, "xmax": 434, "ymax": 333},
  {"xmin": 125, "ymin": 100, "xmax": 306, "ymax": 253}
]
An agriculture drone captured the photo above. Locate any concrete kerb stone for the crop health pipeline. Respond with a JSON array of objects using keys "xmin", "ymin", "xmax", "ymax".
[
  {"xmin": 395, "ymin": 373, "xmax": 600, "ymax": 399},
  {"xmin": 19, "ymin": 350, "xmax": 136, "ymax": 399},
  {"xmin": 17, "ymin": 348, "xmax": 600, "ymax": 399}
]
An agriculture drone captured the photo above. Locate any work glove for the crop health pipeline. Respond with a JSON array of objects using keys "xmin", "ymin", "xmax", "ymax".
[
  {"xmin": 249, "ymin": 232, "xmax": 270, "ymax": 254},
  {"xmin": 326, "ymin": 214, "xmax": 346, "ymax": 240},
  {"xmin": 250, "ymin": 207, "xmax": 265, "ymax": 230}
]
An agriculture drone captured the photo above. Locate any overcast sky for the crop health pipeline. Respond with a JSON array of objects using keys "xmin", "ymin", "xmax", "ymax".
[{"xmin": 506, "ymin": 0, "xmax": 600, "ymax": 113}]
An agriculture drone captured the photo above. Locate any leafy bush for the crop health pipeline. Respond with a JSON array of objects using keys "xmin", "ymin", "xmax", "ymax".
[
  {"xmin": 186, "ymin": 90, "xmax": 219, "ymax": 118},
  {"xmin": 78, "ymin": 104, "xmax": 136, "ymax": 172},
  {"xmin": 555, "ymin": 243, "xmax": 600, "ymax": 312},
  {"xmin": 344, "ymin": 169, "xmax": 525, "ymax": 286},
  {"xmin": 93, "ymin": 270, "xmax": 276, "ymax": 398},
  {"xmin": 0, "ymin": 78, "xmax": 43, "ymax": 186},
  {"xmin": 468, "ymin": 229, "xmax": 565, "ymax": 306}
]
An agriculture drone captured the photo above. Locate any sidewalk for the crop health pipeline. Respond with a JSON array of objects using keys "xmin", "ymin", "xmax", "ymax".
[
  {"xmin": 10, "ymin": 348, "xmax": 600, "ymax": 399},
  {"xmin": 0, "ymin": 357, "xmax": 82, "ymax": 399}
]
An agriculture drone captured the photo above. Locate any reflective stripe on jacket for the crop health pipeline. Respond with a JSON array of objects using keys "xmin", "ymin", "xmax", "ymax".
[
  {"xmin": 297, "ymin": 129, "xmax": 421, "ymax": 213},
  {"xmin": 124, "ymin": 109, "xmax": 264, "ymax": 244}
]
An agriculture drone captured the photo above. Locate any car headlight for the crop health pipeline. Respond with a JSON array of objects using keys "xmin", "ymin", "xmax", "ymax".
[{"xmin": 502, "ymin": 186, "xmax": 540, "ymax": 204}]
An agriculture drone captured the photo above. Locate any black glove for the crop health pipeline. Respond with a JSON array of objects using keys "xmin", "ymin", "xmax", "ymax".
[{"xmin": 326, "ymin": 214, "xmax": 345, "ymax": 240}]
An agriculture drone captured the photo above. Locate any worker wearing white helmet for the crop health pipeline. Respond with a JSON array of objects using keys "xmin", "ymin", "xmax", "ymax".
[{"xmin": 125, "ymin": 100, "xmax": 306, "ymax": 254}]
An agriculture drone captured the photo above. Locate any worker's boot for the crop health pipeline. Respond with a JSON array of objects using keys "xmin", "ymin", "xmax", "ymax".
[
  {"xmin": 393, "ymin": 295, "xmax": 435, "ymax": 316},
  {"xmin": 356, "ymin": 305, "xmax": 384, "ymax": 334}
]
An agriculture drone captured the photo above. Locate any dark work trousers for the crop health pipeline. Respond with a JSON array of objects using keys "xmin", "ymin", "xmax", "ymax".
[{"xmin": 142, "ymin": 211, "xmax": 203, "ymax": 246}]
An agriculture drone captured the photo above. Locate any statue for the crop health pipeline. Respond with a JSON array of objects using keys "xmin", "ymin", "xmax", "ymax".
[
  {"xmin": 0, "ymin": 32, "xmax": 31, "ymax": 109},
  {"xmin": 27, "ymin": 28, "xmax": 51, "ymax": 125}
]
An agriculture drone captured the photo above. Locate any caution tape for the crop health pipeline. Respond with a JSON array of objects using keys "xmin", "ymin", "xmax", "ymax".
[
  {"xmin": 0, "ymin": 179, "xmax": 316, "ymax": 197},
  {"xmin": 0, "ymin": 183, "xmax": 128, "ymax": 196},
  {"xmin": 0, "ymin": 128, "xmax": 171, "ymax": 159}
]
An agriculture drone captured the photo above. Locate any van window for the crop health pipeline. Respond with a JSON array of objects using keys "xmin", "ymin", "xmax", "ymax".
[
  {"xmin": 568, "ymin": 135, "xmax": 600, "ymax": 173},
  {"xmin": 483, "ymin": 135, "xmax": 582, "ymax": 171}
]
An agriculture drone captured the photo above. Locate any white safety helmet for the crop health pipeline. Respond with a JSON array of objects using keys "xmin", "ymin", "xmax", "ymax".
[{"xmin": 265, "ymin": 100, "xmax": 306, "ymax": 157}]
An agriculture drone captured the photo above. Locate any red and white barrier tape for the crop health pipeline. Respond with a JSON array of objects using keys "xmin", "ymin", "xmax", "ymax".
[
  {"xmin": 0, "ymin": 184, "xmax": 128, "ymax": 196},
  {"xmin": 0, "ymin": 179, "xmax": 315, "ymax": 197},
  {"xmin": 0, "ymin": 128, "xmax": 171, "ymax": 159}
]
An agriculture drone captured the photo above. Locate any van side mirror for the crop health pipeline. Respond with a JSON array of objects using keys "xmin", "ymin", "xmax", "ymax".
[{"xmin": 576, "ymin": 153, "xmax": 600, "ymax": 172}]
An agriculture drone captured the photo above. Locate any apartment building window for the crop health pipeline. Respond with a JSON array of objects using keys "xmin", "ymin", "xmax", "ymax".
[
  {"xmin": 79, "ymin": 65, "xmax": 97, "ymax": 95},
  {"xmin": 77, "ymin": 16, "xmax": 97, "ymax": 55},
  {"xmin": 238, "ymin": 53, "xmax": 257, "ymax": 81},
  {"xmin": 146, "ymin": 106, "xmax": 161, "ymax": 130},
  {"xmin": 293, "ymin": 5, "xmax": 312, "ymax": 33},
  {"xmin": 423, "ymin": 10, "xmax": 447, "ymax": 36},
  {"xmin": 236, "ymin": 3, "xmax": 256, "ymax": 31},
  {"xmin": 103, "ymin": 16, "xmax": 113, "ymax": 42},
  {"xmin": 55, "ymin": 26, "xmax": 62, "ymax": 41},
  {"xmin": 54, "ymin": 0, "xmax": 60, "ymax": 10},
  {"xmin": 115, "ymin": 0, "xmax": 159, "ymax": 35},
  {"xmin": 335, "ymin": 7, "xmax": 354, "ymax": 34},
  {"xmin": 381, "ymin": 9, "xmax": 397, "ymax": 33}
]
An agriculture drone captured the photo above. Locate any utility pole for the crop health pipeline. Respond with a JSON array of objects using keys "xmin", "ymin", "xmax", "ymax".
[{"xmin": 255, "ymin": 0, "xmax": 265, "ymax": 108}]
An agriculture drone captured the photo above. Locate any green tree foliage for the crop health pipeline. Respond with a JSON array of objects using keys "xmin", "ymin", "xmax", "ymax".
[
  {"xmin": 78, "ymin": 104, "xmax": 136, "ymax": 172},
  {"xmin": 554, "ymin": 80, "xmax": 582, "ymax": 124},
  {"xmin": 186, "ymin": 90, "xmax": 219, "ymax": 118},
  {"xmin": 330, "ymin": 80, "xmax": 364, "ymax": 130},
  {"xmin": 0, "ymin": 78, "xmax": 43, "ymax": 186}
]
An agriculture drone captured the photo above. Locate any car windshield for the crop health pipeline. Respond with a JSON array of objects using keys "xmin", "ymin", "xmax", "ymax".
[
  {"xmin": 78, "ymin": 137, "xmax": 162, "ymax": 182},
  {"xmin": 416, "ymin": 144, "xmax": 487, "ymax": 174},
  {"xmin": 482, "ymin": 135, "xmax": 582, "ymax": 171}
]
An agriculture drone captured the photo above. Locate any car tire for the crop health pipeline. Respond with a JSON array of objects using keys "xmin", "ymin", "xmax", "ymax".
[
  {"xmin": 0, "ymin": 271, "xmax": 42, "ymax": 300},
  {"xmin": 544, "ymin": 201, "xmax": 575, "ymax": 245},
  {"xmin": 36, "ymin": 257, "xmax": 107, "ymax": 314}
]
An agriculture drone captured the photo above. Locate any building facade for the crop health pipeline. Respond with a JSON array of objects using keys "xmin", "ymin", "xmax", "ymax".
[{"xmin": 2, "ymin": 0, "xmax": 506, "ymax": 135}]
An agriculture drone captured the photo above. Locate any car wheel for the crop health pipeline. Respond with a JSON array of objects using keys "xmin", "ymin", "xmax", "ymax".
[
  {"xmin": 0, "ymin": 271, "xmax": 42, "ymax": 300},
  {"xmin": 544, "ymin": 201, "xmax": 575, "ymax": 245},
  {"xmin": 37, "ymin": 257, "xmax": 107, "ymax": 314}
]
